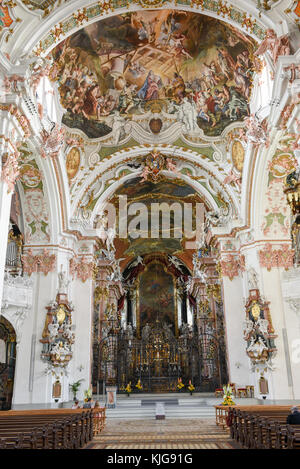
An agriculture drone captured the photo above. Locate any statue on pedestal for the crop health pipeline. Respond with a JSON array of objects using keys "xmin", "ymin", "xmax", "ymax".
[{"xmin": 58, "ymin": 265, "xmax": 70, "ymax": 295}]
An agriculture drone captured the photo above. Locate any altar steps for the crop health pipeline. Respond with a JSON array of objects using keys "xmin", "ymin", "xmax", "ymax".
[
  {"xmin": 99, "ymin": 395, "xmax": 260, "ymax": 420},
  {"xmin": 105, "ymin": 404, "xmax": 217, "ymax": 420}
]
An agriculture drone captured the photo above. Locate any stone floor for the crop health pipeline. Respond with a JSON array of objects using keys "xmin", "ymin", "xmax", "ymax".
[{"xmin": 86, "ymin": 418, "xmax": 241, "ymax": 449}]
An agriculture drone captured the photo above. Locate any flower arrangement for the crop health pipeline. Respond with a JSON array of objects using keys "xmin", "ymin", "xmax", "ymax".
[
  {"xmin": 221, "ymin": 384, "xmax": 236, "ymax": 406},
  {"xmin": 177, "ymin": 378, "xmax": 184, "ymax": 391},
  {"xmin": 188, "ymin": 380, "xmax": 195, "ymax": 395},
  {"xmin": 125, "ymin": 382, "xmax": 132, "ymax": 396},
  {"xmin": 136, "ymin": 379, "xmax": 143, "ymax": 391},
  {"xmin": 84, "ymin": 387, "xmax": 92, "ymax": 402}
]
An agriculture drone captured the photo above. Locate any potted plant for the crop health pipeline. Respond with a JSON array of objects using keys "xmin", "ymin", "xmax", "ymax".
[
  {"xmin": 69, "ymin": 379, "xmax": 83, "ymax": 401},
  {"xmin": 188, "ymin": 380, "xmax": 195, "ymax": 396}
]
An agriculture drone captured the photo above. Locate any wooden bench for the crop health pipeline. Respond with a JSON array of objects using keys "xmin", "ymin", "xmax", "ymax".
[
  {"xmin": 226, "ymin": 405, "xmax": 300, "ymax": 449},
  {"xmin": 91, "ymin": 408, "xmax": 106, "ymax": 435},
  {"xmin": 215, "ymin": 405, "xmax": 234, "ymax": 429},
  {"xmin": 0, "ymin": 408, "xmax": 101, "ymax": 449},
  {"xmin": 287, "ymin": 425, "xmax": 300, "ymax": 449}
]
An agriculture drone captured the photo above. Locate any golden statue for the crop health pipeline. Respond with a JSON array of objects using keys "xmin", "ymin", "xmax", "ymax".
[
  {"xmin": 56, "ymin": 306, "xmax": 66, "ymax": 325},
  {"xmin": 251, "ymin": 302, "xmax": 261, "ymax": 321}
]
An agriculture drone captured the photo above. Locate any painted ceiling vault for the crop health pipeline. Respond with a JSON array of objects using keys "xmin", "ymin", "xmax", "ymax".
[
  {"xmin": 110, "ymin": 176, "xmax": 205, "ymax": 260},
  {"xmin": 49, "ymin": 10, "xmax": 258, "ymax": 140},
  {"xmin": 1, "ymin": 0, "xmax": 298, "ymax": 276}
]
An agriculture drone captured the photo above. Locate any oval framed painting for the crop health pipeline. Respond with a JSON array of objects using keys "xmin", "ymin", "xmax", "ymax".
[
  {"xmin": 66, "ymin": 147, "xmax": 81, "ymax": 181},
  {"xmin": 232, "ymin": 140, "xmax": 245, "ymax": 173}
]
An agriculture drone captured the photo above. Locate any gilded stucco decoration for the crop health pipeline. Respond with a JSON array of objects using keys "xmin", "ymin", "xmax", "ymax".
[
  {"xmin": 40, "ymin": 296, "xmax": 75, "ymax": 368},
  {"xmin": 258, "ymin": 243, "xmax": 295, "ymax": 271},
  {"xmin": 21, "ymin": 249, "xmax": 56, "ymax": 276},
  {"xmin": 0, "ymin": 0, "xmax": 21, "ymax": 42},
  {"xmin": 19, "ymin": 0, "xmax": 69, "ymax": 17},
  {"xmin": 19, "ymin": 144, "xmax": 51, "ymax": 244},
  {"xmin": 244, "ymin": 288, "xmax": 277, "ymax": 365}
]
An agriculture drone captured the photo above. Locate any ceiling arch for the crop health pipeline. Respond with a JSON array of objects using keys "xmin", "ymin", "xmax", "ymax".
[
  {"xmin": 68, "ymin": 144, "xmax": 240, "ymax": 229},
  {"xmin": 7, "ymin": 1, "xmax": 275, "ymax": 61}
]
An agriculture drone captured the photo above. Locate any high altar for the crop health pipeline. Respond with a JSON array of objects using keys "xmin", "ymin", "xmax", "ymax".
[{"xmin": 93, "ymin": 253, "xmax": 228, "ymax": 393}]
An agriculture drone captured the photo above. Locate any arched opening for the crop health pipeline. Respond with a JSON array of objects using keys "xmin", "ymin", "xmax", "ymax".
[
  {"xmin": 92, "ymin": 172, "xmax": 229, "ymax": 393},
  {"xmin": 0, "ymin": 316, "xmax": 16, "ymax": 410}
]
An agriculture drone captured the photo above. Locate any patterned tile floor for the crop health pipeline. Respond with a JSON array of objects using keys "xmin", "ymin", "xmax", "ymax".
[{"xmin": 86, "ymin": 418, "xmax": 241, "ymax": 449}]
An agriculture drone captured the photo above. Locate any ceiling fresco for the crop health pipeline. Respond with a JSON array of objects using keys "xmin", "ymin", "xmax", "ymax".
[
  {"xmin": 109, "ymin": 176, "xmax": 204, "ymax": 260},
  {"xmin": 49, "ymin": 10, "xmax": 258, "ymax": 139},
  {"xmin": 20, "ymin": 0, "xmax": 68, "ymax": 16}
]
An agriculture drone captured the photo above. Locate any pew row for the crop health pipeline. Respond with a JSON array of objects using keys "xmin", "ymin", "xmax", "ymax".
[
  {"xmin": 220, "ymin": 405, "xmax": 300, "ymax": 449},
  {"xmin": 0, "ymin": 407, "xmax": 106, "ymax": 449}
]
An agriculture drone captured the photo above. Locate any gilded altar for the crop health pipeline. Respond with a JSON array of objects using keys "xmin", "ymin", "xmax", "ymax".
[{"xmin": 97, "ymin": 317, "xmax": 226, "ymax": 393}]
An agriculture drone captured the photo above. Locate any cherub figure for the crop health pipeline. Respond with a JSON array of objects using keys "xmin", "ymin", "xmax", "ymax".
[
  {"xmin": 140, "ymin": 166, "xmax": 151, "ymax": 182},
  {"xmin": 166, "ymin": 158, "xmax": 178, "ymax": 173}
]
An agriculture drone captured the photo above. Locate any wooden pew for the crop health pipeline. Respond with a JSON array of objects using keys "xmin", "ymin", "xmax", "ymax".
[
  {"xmin": 287, "ymin": 425, "xmax": 300, "ymax": 449},
  {"xmin": 91, "ymin": 408, "xmax": 106, "ymax": 436},
  {"xmin": 227, "ymin": 406, "xmax": 300, "ymax": 449},
  {"xmin": 0, "ymin": 409, "xmax": 95, "ymax": 449}
]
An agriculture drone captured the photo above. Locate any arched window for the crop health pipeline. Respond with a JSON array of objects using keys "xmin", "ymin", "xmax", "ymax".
[{"xmin": 0, "ymin": 317, "xmax": 17, "ymax": 410}]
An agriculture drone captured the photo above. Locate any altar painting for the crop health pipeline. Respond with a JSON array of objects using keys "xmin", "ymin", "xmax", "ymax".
[{"xmin": 138, "ymin": 262, "xmax": 176, "ymax": 335}]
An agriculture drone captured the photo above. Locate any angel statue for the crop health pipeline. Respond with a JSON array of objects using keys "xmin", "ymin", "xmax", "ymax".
[
  {"xmin": 168, "ymin": 255, "xmax": 184, "ymax": 272},
  {"xmin": 107, "ymin": 110, "xmax": 126, "ymax": 145},
  {"xmin": 62, "ymin": 323, "xmax": 74, "ymax": 343},
  {"xmin": 99, "ymin": 249, "xmax": 115, "ymax": 263},
  {"xmin": 48, "ymin": 323, "xmax": 59, "ymax": 342},
  {"xmin": 243, "ymin": 319, "xmax": 254, "ymax": 338},
  {"xmin": 166, "ymin": 158, "xmax": 178, "ymax": 173},
  {"xmin": 254, "ymin": 28, "xmax": 290, "ymax": 65},
  {"xmin": 257, "ymin": 318, "xmax": 269, "ymax": 336},
  {"xmin": 177, "ymin": 97, "xmax": 198, "ymax": 133},
  {"xmin": 247, "ymin": 336, "xmax": 268, "ymax": 359},
  {"xmin": 142, "ymin": 323, "xmax": 151, "ymax": 341},
  {"xmin": 96, "ymin": 210, "xmax": 109, "ymax": 239},
  {"xmin": 140, "ymin": 165, "xmax": 151, "ymax": 182},
  {"xmin": 192, "ymin": 254, "xmax": 207, "ymax": 282},
  {"xmin": 58, "ymin": 266, "xmax": 70, "ymax": 294},
  {"xmin": 248, "ymin": 267, "xmax": 259, "ymax": 290},
  {"xmin": 106, "ymin": 225, "xmax": 116, "ymax": 252},
  {"xmin": 129, "ymin": 256, "xmax": 144, "ymax": 268}
]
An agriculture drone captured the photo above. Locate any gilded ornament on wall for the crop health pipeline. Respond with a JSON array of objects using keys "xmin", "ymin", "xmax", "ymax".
[
  {"xmin": 258, "ymin": 243, "xmax": 294, "ymax": 271},
  {"xmin": 20, "ymin": 0, "xmax": 69, "ymax": 17},
  {"xmin": 40, "ymin": 296, "xmax": 75, "ymax": 368},
  {"xmin": 22, "ymin": 249, "xmax": 56, "ymax": 276},
  {"xmin": 219, "ymin": 254, "xmax": 245, "ymax": 281},
  {"xmin": 268, "ymin": 153, "xmax": 297, "ymax": 179},
  {"xmin": 19, "ymin": 164, "xmax": 42, "ymax": 188},
  {"xmin": 243, "ymin": 290, "xmax": 277, "ymax": 365}
]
